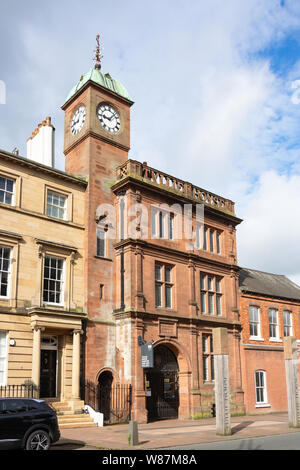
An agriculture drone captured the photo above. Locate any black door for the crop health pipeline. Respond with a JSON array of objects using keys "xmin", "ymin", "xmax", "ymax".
[
  {"xmin": 40, "ymin": 350, "xmax": 57, "ymax": 398},
  {"xmin": 146, "ymin": 345, "xmax": 179, "ymax": 421},
  {"xmin": 98, "ymin": 372, "xmax": 113, "ymax": 422}
]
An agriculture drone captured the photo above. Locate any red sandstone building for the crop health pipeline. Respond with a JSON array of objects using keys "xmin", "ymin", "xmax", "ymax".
[
  {"xmin": 3, "ymin": 41, "xmax": 299, "ymax": 424},
  {"xmin": 61, "ymin": 55, "xmax": 245, "ymax": 423},
  {"xmin": 239, "ymin": 268, "xmax": 300, "ymax": 414}
]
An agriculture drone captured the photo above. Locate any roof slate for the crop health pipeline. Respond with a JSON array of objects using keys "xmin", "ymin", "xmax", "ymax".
[{"xmin": 239, "ymin": 268, "xmax": 300, "ymax": 301}]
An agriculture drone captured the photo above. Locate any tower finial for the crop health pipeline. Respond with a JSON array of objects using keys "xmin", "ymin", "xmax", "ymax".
[{"xmin": 93, "ymin": 34, "xmax": 103, "ymax": 70}]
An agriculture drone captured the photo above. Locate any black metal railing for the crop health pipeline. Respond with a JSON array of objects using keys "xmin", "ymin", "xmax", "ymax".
[
  {"xmin": 0, "ymin": 384, "xmax": 39, "ymax": 398},
  {"xmin": 81, "ymin": 380, "xmax": 132, "ymax": 424}
]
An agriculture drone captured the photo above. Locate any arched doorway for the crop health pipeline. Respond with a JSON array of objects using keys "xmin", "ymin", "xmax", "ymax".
[
  {"xmin": 98, "ymin": 371, "xmax": 113, "ymax": 422},
  {"xmin": 146, "ymin": 345, "xmax": 179, "ymax": 421}
]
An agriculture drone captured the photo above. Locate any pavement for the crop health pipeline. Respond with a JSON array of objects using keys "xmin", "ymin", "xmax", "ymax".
[{"xmin": 51, "ymin": 412, "xmax": 300, "ymax": 450}]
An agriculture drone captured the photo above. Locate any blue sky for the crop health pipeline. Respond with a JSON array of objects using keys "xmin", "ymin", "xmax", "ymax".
[{"xmin": 1, "ymin": 0, "xmax": 300, "ymax": 282}]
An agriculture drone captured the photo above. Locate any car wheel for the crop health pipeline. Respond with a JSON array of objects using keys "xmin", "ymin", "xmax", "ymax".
[{"xmin": 25, "ymin": 430, "xmax": 51, "ymax": 450}]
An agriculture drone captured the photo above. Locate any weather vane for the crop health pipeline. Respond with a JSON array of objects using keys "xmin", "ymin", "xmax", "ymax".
[{"xmin": 94, "ymin": 34, "xmax": 104, "ymax": 70}]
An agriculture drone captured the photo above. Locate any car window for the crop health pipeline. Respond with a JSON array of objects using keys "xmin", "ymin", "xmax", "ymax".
[
  {"xmin": 27, "ymin": 400, "xmax": 50, "ymax": 411},
  {"xmin": 0, "ymin": 399, "xmax": 27, "ymax": 414}
]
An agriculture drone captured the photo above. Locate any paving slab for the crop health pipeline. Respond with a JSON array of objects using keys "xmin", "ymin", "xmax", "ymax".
[{"xmin": 51, "ymin": 412, "xmax": 300, "ymax": 450}]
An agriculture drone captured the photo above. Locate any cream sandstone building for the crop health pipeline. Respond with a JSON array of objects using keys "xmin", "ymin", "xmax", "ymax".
[{"xmin": 0, "ymin": 120, "xmax": 87, "ymax": 412}]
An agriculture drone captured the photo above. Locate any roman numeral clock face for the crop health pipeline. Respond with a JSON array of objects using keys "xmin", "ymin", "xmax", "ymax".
[
  {"xmin": 97, "ymin": 104, "xmax": 121, "ymax": 134},
  {"xmin": 70, "ymin": 105, "xmax": 86, "ymax": 135}
]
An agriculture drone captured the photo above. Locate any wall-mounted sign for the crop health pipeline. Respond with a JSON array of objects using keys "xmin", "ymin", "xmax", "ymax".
[{"xmin": 141, "ymin": 344, "xmax": 154, "ymax": 368}]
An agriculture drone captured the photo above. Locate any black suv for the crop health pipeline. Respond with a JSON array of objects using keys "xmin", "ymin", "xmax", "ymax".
[{"xmin": 0, "ymin": 398, "xmax": 60, "ymax": 450}]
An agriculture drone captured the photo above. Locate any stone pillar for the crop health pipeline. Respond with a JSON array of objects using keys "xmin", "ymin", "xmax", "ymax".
[
  {"xmin": 213, "ymin": 328, "xmax": 231, "ymax": 436},
  {"xmin": 188, "ymin": 260, "xmax": 197, "ymax": 316},
  {"xmin": 284, "ymin": 336, "xmax": 300, "ymax": 428},
  {"xmin": 131, "ymin": 318, "xmax": 147, "ymax": 423},
  {"xmin": 32, "ymin": 326, "xmax": 44, "ymax": 392},
  {"xmin": 72, "ymin": 329, "xmax": 82, "ymax": 400},
  {"xmin": 135, "ymin": 247, "xmax": 145, "ymax": 310}
]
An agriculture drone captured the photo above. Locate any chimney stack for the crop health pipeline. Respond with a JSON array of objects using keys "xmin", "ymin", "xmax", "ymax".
[{"xmin": 27, "ymin": 116, "xmax": 55, "ymax": 167}]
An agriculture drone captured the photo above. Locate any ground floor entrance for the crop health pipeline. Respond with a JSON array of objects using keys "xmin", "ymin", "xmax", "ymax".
[
  {"xmin": 146, "ymin": 345, "xmax": 179, "ymax": 421},
  {"xmin": 40, "ymin": 349, "xmax": 57, "ymax": 398}
]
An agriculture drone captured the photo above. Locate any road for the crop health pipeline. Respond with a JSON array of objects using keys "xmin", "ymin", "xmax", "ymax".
[{"xmin": 164, "ymin": 432, "xmax": 300, "ymax": 450}]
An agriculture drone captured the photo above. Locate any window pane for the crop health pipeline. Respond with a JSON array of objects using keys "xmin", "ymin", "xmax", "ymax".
[
  {"xmin": 46, "ymin": 191, "xmax": 67, "ymax": 220},
  {"xmin": 0, "ymin": 247, "xmax": 10, "ymax": 297},
  {"xmin": 208, "ymin": 293, "xmax": 214, "ymax": 314},
  {"xmin": 200, "ymin": 274, "xmax": 205, "ymax": 290},
  {"xmin": 155, "ymin": 264, "xmax": 162, "ymax": 281},
  {"xmin": 216, "ymin": 232, "xmax": 221, "ymax": 253},
  {"xmin": 165, "ymin": 266, "xmax": 171, "ymax": 283},
  {"xmin": 151, "ymin": 208, "xmax": 157, "ymax": 236},
  {"xmin": 0, "ymin": 177, "xmax": 14, "ymax": 206},
  {"xmin": 201, "ymin": 292, "xmax": 206, "ymax": 313},
  {"xmin": 216, "ymin": 295, "xmax": 222, "ymax": 315},
  {"xmin": 203, "ymin": 228, "xmax": 207, "ymax": 250},
  {"xmin": 155, "ymin": 283, "xmax": 162, "ymax": 307},
  {"xmin": 210, "ymin": 229, "xmax": 214, "ymax": 252},
  {"xmin": 202, "ymin": 335, "xmax": 208, "ymax": 352},
  {"xmin": 165, "ymin": 285, "xmax": 172, "ymax": 308},
  {"xmin": 196, "ymin": 224, "xmax": 200, "ymax": 248},
  {"xmin": 211, "ymin": 355, "xmax": 214, "ymax": 381},
  {"xmin": 43, "ymin": 256, "xmax": 64, "ymax": 304},
  {"xmin": 97, "ymin": 229, "xmax": 105, "ymax": 257},
  {"xmin": 159, "ymin": 211, "xmax": 164, "ymax": 238},
  {"xmin": 168, "ymin": 214, "xmax": 173, "ymax": 240},
  {"xmin": 203, "ymin": 356, "xmax": 208, "ymax": 381}
]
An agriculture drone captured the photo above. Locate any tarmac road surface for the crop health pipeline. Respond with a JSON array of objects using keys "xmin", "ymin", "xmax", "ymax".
[{"xmin": 163, "ymin": 432, "xmax": 300, "ymax": 450}]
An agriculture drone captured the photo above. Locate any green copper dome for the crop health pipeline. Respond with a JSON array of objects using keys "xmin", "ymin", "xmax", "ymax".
[{"xmin": 63, "ymin": 67, "xmax": 132, "ymax": 105}]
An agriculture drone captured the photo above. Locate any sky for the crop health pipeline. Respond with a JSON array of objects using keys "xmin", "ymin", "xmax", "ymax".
[{"xmin": 1, "ymin": 0, "xmax": 300, "ymax": 283}]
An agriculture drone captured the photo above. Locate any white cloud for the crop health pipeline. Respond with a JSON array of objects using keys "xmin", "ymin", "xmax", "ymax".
[
  {"xmin": 1, "ymin": 0, "xmax": 300, "ymax": 282},
  {"xmin": 237, "ymin": 170, "xmax": 300, "ymax": 281}
]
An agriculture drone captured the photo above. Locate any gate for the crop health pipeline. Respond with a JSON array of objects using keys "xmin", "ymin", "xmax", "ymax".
[
  {"xmin": 146, "ymin": 345, "xmax": 179, "ymax": 421},
  {"xmin": 82, "ymin": 381, "xmax": 132, "ymax": 425}
]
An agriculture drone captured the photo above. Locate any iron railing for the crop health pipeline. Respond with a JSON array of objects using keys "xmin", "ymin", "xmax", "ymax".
[
  {"xmin": 0, "ymin": 384, "xmax": 39, "ymax": 398},
  {"xmin": 81, "ymin": 380, "xmax": 132, "ymax": 424}
]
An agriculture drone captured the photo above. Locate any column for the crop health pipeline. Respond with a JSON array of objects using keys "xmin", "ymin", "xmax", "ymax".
[
  {"xmin": 213, "ymin": 327, "xmax": 231, "ymax": 436},
  {"xmin": 188, "ymin": 260, "xmax": 197, "ymax": 316},
  {"xmin": 72, "ymin": 329, "xmax": 82, "ymax": 400},
  {"xmin": 135, "ymin": 247, "xmax": 144, "ymax": 310},
  {"xmin": 284, "ymin": 336, "xmax": 300, "ymax": 428},
  {"xmin": 132, "ymin": 317, "xmax": 147, "ymax": 423},
  {"xmin": 32, "ymin": 326, "xmax": 44, "ymax": 392}
]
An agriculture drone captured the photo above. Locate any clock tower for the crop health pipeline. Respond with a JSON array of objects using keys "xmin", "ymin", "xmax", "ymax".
[
  {"xmin": 61, "ymin": 38, "xmax": 134, "ymax": 385},
  {"xmin": 62, "ymin": 55, "xmax": 133, "ymax": 186}
]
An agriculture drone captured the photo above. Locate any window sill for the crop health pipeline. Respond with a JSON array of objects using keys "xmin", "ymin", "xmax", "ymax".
[
  {"xmin": 269, "ymin": 338, "xmax": 282, "ymax": 343},
  {"xmin": 43, "ymin": 303, "xmax": 65, "ymax": 309},
  {"xmin": 155, "ymin": 307, "xmax": 177, "ymax": 312},
  {"xmin": 94, "ymin": 255, "xmax": 113, "ymax": 262},
  {"xmin": 255, "ymin": 403, "xmax": 271, "ymax": 408},
  {"xmin": 249, "ymin": 336, "xmax": 264, "ymax": 341}
]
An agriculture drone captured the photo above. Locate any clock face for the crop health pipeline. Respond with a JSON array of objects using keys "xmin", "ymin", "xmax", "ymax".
[
  {"xmin": 97, "ymin": 104, "xmax": 121, "ymax": 134},
  {"xmin": 71, "ymin": 106, "xmax": 86, "ymax": 135}
]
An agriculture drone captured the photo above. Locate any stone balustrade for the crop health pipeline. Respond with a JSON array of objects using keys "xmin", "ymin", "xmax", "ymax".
[{"xmin": 116, "ymin": 159, "xmax": 235, "ymax": 215}]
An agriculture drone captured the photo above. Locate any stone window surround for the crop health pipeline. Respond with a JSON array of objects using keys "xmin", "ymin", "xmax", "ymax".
[
  {"xmin": 0, "ymin": 230, "xmax": 22, "ymax": 308},
  {"xmin": 0, "ymin": 169, "xmax": 21, "ymax": 208},
  {"xmin": 44, "ymin": 184, "xmax": 73, "ymax": 222},
  {"xmin": 36, "ymin": 239, "xmax": 78, "ymax": 311}
]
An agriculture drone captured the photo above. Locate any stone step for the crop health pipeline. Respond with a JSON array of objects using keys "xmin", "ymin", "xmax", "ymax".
[
  {"xmin": 57, "ymin": 414, "xmax": 97, "ymax": 429},
  {"xmin": 58, "ymin": 414, "xmax": 93, "ymax": 423},
  {"xmin": 58, "ymin": 421, "xmax": 97, "ymax": 429}
]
